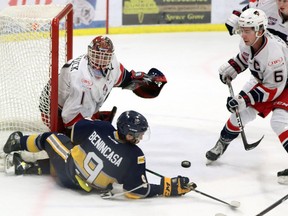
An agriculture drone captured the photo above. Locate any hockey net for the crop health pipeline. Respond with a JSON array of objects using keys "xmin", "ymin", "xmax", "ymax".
[{"xmin": 0, "ymin": 4, "xmax": 73, "ymax": 140}]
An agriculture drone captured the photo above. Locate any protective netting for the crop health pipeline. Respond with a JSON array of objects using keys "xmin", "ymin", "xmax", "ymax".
[{"xmin": 0, "ymin": 5, "xmax": 69, "ymax": 133}]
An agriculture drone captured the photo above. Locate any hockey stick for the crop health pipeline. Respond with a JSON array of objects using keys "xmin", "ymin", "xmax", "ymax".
[
  {"xmin": 193, "ymin": 189, "xmax": 240, "ymax": 208},
  {"xmin": 100, "ymin": 183, "xmax": 147, "ymax": 199},
  {"xmin": 146, "ymin": 168, "xmax": 163, "ymax": 178},
  {"xmin": 255, "ymin": 193, "xmax": 288, "ymax": 216},
  {"xmin": 145, "ymin": 168, "xmax": 240, "ymax": 208},
  {"xmin": 108, "ymin": 106, "xmax": 117, "ymax": 123},
  {"xmin": 226, "ymin": 79, "xmax": 264, "ymax": 151}
]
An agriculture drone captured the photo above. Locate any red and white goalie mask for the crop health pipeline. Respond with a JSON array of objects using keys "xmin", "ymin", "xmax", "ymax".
[{"xmin": 88, "ymin": 36, "xmax": 114, "ymax": 76}]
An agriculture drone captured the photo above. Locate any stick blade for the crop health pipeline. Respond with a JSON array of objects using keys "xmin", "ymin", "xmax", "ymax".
[
  {"xmin": 244, "ymin": 135, "xmax": 264, "ymax": 151},
  {"xmin": 100, "ymin": 191, "xmax": 113, "ymax": 199},
  {"xmin": 230, "ymin": 201, "xmax": 241, "ymax": 208},
  {"xmin": 206, "ymin": 159, "xmax": 214, "ymax": 166}
]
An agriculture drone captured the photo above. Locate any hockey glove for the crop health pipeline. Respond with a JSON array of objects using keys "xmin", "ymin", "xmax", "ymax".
[
  {"xmin": 131, "ymin": 71, "xmax": 146, "ymax": 80},
  {"xmin": 132, "ymin": 68, "xmax": 167, "ymax": 98},
  {"xmin": 160, "ymin": 176, "xmax": 196, "ymax": 197},
  {"xmin": 225, "ymin": 10, "xmax": 241, "ymax": 35},
  {"xmin": 131, "ymin": 68, "xmax": 167, "ymax": 83},
  {"xmin": 219, "ymin": 59, "xmax": 243, "ymax": 84},
  {"xmin": 226, "ymin": 91, "xmax": 251, "ymax": 113},
  {"xmin": 92, "ymin": 106, "xmax": 117, "ymax": 123},
  {"xmin": 122, "ymin": 70, "xmax": 150, "ymax": 91}
]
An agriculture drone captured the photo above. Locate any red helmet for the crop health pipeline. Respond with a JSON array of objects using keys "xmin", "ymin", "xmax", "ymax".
[{"xmin": 87, "ymin": 36, "xmax": 114, "ymax": 75}]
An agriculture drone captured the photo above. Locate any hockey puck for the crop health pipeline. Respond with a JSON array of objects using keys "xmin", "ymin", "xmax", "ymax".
[
  {"xmin": 230, "ymin": 201, "xmax": 241, "ymax": 208},
  {"xmin": 181, "ymin": 160, "xmax": 191, "ymax": 168}
]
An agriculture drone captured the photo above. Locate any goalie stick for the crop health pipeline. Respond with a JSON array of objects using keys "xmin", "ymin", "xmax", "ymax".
[
  {"xmin": 108, "ymin": 106, "xmax": 117, "ymax": 123},
  {"xmin": 226, "ymin": 79, "xmax": 264, "ymax": 151},
  {"xmin": 255, "ymin": 193, "xmax": 288, "ymax": 216},
  {"xmin": 145, "ymin": 168, "xmax": 240, "ymax": 208}
]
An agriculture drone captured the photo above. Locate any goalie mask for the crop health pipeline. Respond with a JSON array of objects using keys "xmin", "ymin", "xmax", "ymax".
[
  {"xmin": 88, "ymin": 36, "xmax": 114, "ymax": 76},
  {"xmin": 117, "ymin": 110, "xmax": 150, "ymax": 145}
]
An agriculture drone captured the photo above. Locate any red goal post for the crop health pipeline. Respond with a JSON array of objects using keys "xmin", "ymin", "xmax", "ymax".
[
  {"xmin": 0, "ymin": 4, "xmax": 73, "ymax": 133},
  {"xmin": 50, "ymin": 4, "xmax": 73, "ymax": 132}
]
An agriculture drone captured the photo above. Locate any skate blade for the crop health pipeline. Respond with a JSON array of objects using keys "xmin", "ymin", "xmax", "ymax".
[
  {"xmin": 206, "ymin": 159, "xmax": 215, "ymax": 165},
  {"xmin": 0, "ymin": 152, "xmax": 5, "ymax": 172},
  {"xmin": 4, "ymin": 154, "xmax": 15, "ymax": 175},
  {"xmin": 278, "ymin": 176, "xmax": 288, "ymax": 185}
]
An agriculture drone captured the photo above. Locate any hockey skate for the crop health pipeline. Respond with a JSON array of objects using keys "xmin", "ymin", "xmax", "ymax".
[
  {"xmin": 3, "ymin": 131, "xmax": 23, "ymax": 153},
  {"xmin": 0, "ymin": 152, "xmax": 6, "ymax": 172},
  {"xmin": 206, "ymin": 138, "xmax": 230, "ymax": 165},
  {"xmin": 4, "ymin": 152, "xmax": 41, "ymax": 175},
  {"xmin": 277, "ymin": 169, "xmax": 288, "ymax": 184}
]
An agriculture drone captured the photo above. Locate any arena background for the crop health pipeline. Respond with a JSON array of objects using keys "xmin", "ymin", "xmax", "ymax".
[{"xmin": 0, "ymin": 0, "xmax": 250, "ymax": 35}]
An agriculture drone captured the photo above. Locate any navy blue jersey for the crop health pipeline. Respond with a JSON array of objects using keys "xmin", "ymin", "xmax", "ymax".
[{"xmin": 70, "ymin": 119, "xmax": 160, "ymax": 198}]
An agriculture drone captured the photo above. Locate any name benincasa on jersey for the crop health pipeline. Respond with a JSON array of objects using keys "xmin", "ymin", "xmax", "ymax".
[{"xmin": 88, "ymin": 131, "xmax": 123, "ymax": 167}]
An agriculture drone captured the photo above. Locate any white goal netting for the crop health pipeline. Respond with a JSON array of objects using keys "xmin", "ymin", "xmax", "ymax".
[{"xmin": 0, "ymin": 4, "xmax": 72, "ymax": 148}]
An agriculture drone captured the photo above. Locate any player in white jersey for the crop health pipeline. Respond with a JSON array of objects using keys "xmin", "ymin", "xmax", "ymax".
[
  {"xmin": 206, "ymin": 8, "xmax": 288, "ymax": 184},
  {"xmin": 40, "ymin": 36, "xmax": 167, "ymax": 135},
  {"xmin": 226, "ymin": 0, "xmax": 288, "ymax": 44}
]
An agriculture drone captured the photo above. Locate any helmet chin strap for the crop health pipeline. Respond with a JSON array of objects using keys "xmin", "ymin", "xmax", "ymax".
[
  {"xmin": 98, "ymin": 66, "xmax": 107, "ymax": 77},
  {"xmin": 130, "ymin": 138, "xmax": 140, "ymax": 145},
  {"xmin": 125, "ymin": 135, "xmax": 140, "ymax": 145},
  {"xmin": 102, "ymin": 64, "xmax": 113, "ymax": 78},
  {"xmin": 250, "ymin": 30, "xmax": 265, "ymax": 47}
]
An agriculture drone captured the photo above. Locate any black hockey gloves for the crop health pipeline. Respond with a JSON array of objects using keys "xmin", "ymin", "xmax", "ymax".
[
  {"xmin": 226, "ymin": 91, "xmax": 251, "ymax": 113},
  {"xmin": 160, "ymin": 176, "xmax": 197, "ymax": 197}
]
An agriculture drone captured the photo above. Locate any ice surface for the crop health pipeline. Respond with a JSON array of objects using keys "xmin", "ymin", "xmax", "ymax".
[{"xmin": 0, "ymin": 32, "xmax": 287, "ymax": 216}]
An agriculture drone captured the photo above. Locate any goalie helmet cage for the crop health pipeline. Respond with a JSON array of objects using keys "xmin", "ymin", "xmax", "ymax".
[{"xmin": 0, "ymin": 4, "xmax": 73, "ymax": 133}]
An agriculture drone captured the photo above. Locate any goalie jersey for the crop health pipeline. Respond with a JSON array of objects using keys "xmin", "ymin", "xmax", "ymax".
[{"xmin": 58, "ymin": 54, "xmax": 127, "ymax": 128}]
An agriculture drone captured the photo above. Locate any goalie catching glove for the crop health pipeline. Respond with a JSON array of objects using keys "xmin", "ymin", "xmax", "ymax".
[
  {"xmin": 160, "ymin": 176, "xmax": 197, "ymax": 197},
  {"xmin": 123, "ymin": 68, "xmax": 167, "ymax": 98}
]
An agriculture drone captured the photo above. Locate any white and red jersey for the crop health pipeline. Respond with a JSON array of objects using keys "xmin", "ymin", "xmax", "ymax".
[
  {"xmin": 249, "ymin": 0, "xmax": 288, "ymax": 43},
  {"xmin": 236, "ymin": 32, "xmax": 288, "ymax": 116},
  {"xmin": 58, "ymin": 54, "xmax": 125, "ymax": 128}
]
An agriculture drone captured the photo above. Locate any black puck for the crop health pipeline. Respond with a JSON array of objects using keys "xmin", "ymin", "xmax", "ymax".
[{"xmin": 181, "ymin": 160, "xmax": 191, "ymax": 168}]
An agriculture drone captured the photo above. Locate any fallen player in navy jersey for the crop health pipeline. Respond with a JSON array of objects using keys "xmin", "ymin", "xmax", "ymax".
[{"xmin": 3, "ymin": 110, "xmax": 196, "ymax": 199}]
